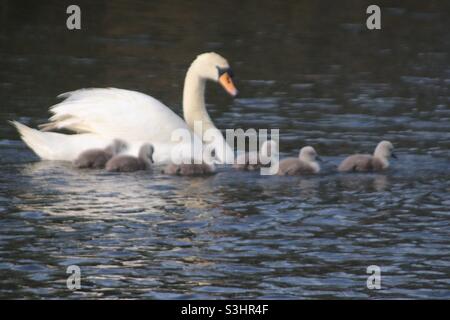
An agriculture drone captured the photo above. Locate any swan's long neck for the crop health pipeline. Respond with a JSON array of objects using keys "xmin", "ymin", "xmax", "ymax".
[{"xmin": 183, "ymin": 66, "xmax": 216, "ymax": 137}]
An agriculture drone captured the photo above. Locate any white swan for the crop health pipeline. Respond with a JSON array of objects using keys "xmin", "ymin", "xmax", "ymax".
[{"xmin": 11, "ymin": 52, "xmax": 238, "ymax": 164}]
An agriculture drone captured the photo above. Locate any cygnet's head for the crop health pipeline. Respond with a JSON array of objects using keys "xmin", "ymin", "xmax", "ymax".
[
  {"xmin": 299, "ymin": 146, "xmax": 321, "ymax": 163},
  {"xmin": 374, "ymin": 140, "xmax": 396, "ymax": 160},
  {"xmin": 107, "ymin": 139, "xmax": 128, "ymax": 155},
  {"xmin": 203, "ymin": 146, "xmax": 218, "ymax": 167},
  {"xmin": 189, "ymin": 52, "xmax": 238, "ymax": 96},
  {"xmin": 139, "ymin": 143, "xmax": 155, "ymax": 163}
]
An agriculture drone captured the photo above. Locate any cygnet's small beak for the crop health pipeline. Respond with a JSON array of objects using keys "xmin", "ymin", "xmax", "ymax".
[
  {"xmin": 391, "ymin": 153, "xmax": 398, "ymax": 159},
  {"xmin": 219, "ymin": 72, "xmax": 238, "ymax": 97},
  {"xmin": 316, "ymin": 156, "xmax": 323, "ymax": 162}
]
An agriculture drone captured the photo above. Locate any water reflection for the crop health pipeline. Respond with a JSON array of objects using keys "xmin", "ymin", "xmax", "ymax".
[
  {"xmin": 337, "ymin": 174, "xmax": 389, "ymax": 192},
  {"xmin": 17, "ymin": 161, "xmax": 223, "ymax": 221}
]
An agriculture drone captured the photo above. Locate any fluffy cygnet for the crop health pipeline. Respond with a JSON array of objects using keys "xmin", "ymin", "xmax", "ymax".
[
  {"xmin": 162, "ymin": 162, "xmax": 215, "ymax": 176},
  {"xmin": 338, "ymin": 140, "xmax": 396, "ymax": 172},
  {"xmin": 163, "ymin": 147, "xmax": 219, "ymax": 177},
  {"xmin": 233, "ymin": 140, "xmax": 278, "ymax": 171},
  {"xmin": 73, "ymin": 139, "xmax": 126, "ymax": 169},
  {"xmin": 277, "ymin": 146, "xmax": 321, "ymax": 176},
  {"xmin": 105, "ymin": 143, "xmax": 154, "ymax": 172}
]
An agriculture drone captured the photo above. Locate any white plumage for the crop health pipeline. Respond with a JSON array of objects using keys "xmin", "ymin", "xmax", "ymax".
[{"xmin": 11, "ymin": 53, "xmax": 238, "ymax": 164}]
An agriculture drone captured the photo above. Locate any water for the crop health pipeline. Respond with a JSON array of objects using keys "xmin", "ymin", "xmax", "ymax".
[{"xmin": 0, "ymin": 0, "xmax": 449, "ymax": 299}]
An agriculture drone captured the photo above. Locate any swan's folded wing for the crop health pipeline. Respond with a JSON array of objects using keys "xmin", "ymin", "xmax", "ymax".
[{"xmin": 40, "ymin": 88, "xmax": 189, "ymax": 143}]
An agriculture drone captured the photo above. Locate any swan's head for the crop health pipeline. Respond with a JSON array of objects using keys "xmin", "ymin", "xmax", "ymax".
[
  {"xmin": 191, "ymin": 52, "xmax": 238, "ymax": 96},
  {"xmin": 299, "ymin": 146, "xmax": 321, "ymax": 163},
  {"xmin": 374, "ymin": 140, "xmax": 396, "ymax": 160}
]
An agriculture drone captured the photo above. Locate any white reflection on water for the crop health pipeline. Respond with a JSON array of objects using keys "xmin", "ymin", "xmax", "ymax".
[{"xmin": 17, "ymin": 160, "xmax": 219, "ymax": 221}]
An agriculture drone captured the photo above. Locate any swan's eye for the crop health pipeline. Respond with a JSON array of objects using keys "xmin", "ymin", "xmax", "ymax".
[{"xmin": 217, "ymin": 66, "xmax": 234, "ymax": 79}]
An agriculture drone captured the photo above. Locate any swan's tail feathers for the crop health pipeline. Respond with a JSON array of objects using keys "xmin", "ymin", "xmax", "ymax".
[
  {"xmin": 38, "ymin": 122, "xmax": 58, "ymax": 132},
  {"xmin": 38, "ymin": 112, "xmax": 85, "ymax": 132},
  {"xmin": 10, "ymin": 121, "xmax": 110, "ymax": 161},
  {"xmin": 10, "ymin": 121, "xmax": 55, "ymax": 160}
]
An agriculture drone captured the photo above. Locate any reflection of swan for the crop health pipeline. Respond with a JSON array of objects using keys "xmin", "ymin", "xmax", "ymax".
[
  {"xmin": 373, "ymin": 175, "xmax": 388, "ymax": 191},
  {"xmin": 11, "ymin": 52, "xmax": 237, "ymax": 164},
  {"xmin": 298, "ymin": 178, "xmax": 320, "ymax": 198},
  {"xmin": 17, "ymin": 161, "xmax": 172, "ymax": 220},
  {"xmin": 17, "ymin": 161, "xmax": 221, "ymax": 220},
  {"xmin": 337, "ymin": 174, "xmax": 389, "ymax": 191}
]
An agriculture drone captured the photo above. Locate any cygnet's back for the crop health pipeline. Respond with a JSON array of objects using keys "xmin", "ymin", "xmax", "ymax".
[
  {"xmin": 338, "ymin": 141, "xmax": 396, "ymax": 172},
  {"xmin": 277, "ymin": 146, "xmax": 321, "ymax": 175},
  {"xmin": 106, "ymin": 143, "xmax": 154, "ymax": 172},
  {"xmin": 73, "ymin": 139, "xmax": 126, "ymax": 169}
]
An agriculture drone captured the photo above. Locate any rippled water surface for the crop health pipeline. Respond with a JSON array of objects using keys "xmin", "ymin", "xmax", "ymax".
[{"xmin": 0, "ymin": 0, "xmax": 449, "ymax": 299}]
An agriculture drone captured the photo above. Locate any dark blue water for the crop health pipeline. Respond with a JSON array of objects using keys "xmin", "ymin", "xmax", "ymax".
[{"xmin": 0, "ymin": 0, "xmax": 449, "ymax": 299}]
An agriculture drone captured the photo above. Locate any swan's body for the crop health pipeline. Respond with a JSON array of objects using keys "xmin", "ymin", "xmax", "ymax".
[
  {"xmin": 106, "ymin": 143, "xmax": 154, "ymax": 172},
  {"xmin": 277, "ymin": 146, "xmax": 321, "ymax": 175},
  {"xmin": 73, "ymin": 139, "xmax": 126, "ymax": 169},
  {"xmin": 11, "ymin": 53, "xmax": 237, "ymax": 164},
  {"xmin": 338, "ymin": 141, "xmax": 396, "ymax": 172}
]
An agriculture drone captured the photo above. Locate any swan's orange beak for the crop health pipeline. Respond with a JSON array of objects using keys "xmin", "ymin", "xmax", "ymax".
[{"xmin": 219, "ymin": 72, "xmax": 238, "ymax": 97}]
